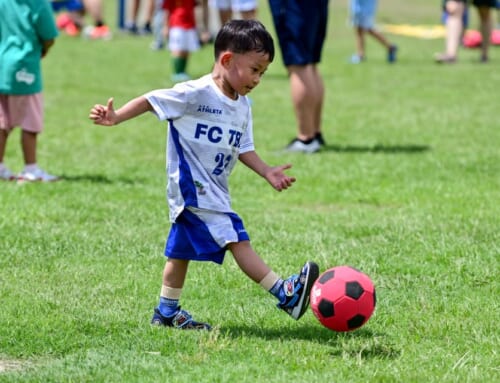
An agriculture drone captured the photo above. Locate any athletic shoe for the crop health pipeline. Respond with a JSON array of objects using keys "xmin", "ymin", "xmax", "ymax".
[
  {"xmin": 387, "ymin": 45, "xmax": 398, "ymax": 63},
  {"xmin": 18, "ymin": 168, "xmax": 59, "ymax": 182},
  {"xmin": 285, "ymin": 138, "xmax": 321, "ymax": 154},
  {"xmin": 83, "ymin": 25, "xmax": 112, "ymax": 40},
  {"xmin": 142, "ymin": 22, "xmax": 153, "ymax": 34},
  {"xmin": 65, "ymin": 22, "xmax": 81, "ymax": 37},
  {"xmin": 125, "ymin": 22, "xmax": 139, "ymax": 35},
  {"xmin": 350, "ymin": 54, "xmax": 365, "ymax": 64},
  {"xmin": 56, "ymin": 12, "xmax": 72, "ymax": 30},
  {"xmin": 315, "ymin": 132, "xmax": 326, "ymax": 146},
  {"xmin": 151, "ymin": 307, "xmax": 211, "ymax": 330},
  {"xmin": 150, "ymin": 41, "xmax": 164, "ymax": 51},
  {"xmin": 0, "ymin": 168, "xmax": 16, "ymax": 181},
  {"xmin": 278, "ymin": 261, "xmax": 320, "ymax": 320},
  {"xmin": 434, "ymin": 53, "xmax": 456, "ymax": 64}
]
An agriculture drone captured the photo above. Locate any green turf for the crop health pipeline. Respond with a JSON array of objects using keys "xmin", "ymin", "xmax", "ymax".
[{"xmin": 0, "ymin": 0, "xmax": 499, "ymax": 382}]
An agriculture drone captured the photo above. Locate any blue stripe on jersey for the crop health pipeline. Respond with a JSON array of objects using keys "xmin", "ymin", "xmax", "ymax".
[{"xmin": 170, "ymin": 120, "xmax": 198, "ymax": 208}]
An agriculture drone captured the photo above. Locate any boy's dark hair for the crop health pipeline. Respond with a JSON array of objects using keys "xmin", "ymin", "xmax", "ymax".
[{"xmin": 214, "ymin": 20, "xmax": 275, "ymax": 62}]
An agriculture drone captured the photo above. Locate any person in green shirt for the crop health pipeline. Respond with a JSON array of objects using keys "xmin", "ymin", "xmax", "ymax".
[{"xmin": 0, "ymin": 0, "xmax": 59, "ymax": 181}]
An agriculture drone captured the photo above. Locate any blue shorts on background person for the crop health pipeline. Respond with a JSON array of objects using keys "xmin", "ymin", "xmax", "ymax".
[
  {"xmin": 51, "ymin": 0, "xmax": 84, "ymax": 12},
  {"xmin": 349, "ymin": 0, "xmax": 397, "ymax": 64}
]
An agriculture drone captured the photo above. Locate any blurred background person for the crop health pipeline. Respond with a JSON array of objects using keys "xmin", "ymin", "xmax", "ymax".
[
  {"xmin": 435, "ymin": 0, "xmax": 466, "ymax": 63},
  {"xmin": 349, "ymin": 0, "xmax": 398, "ymax": 64},
  {"xmin": 210, "ymin": 0, "xmax": 257, "ymax": 26},
  {"xmin": 126, "ymin": 0, "xmax": 155, "ymax": 34},
  {"xmin": 268, "ymin": 0, "xmax": 329, "ymax": 153},
  {"xmin": 0, "ymin": 0, "xmax": 60, "ymax": 181}
]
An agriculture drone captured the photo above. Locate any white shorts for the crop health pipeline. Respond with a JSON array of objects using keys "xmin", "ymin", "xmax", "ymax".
[
  {"xmin": 168, "ymin": 27, "xmax": 200, "ymax": 52},
  {"xmin": 209, "ymin": 0, "xmax": 257, "ymax": 12}
]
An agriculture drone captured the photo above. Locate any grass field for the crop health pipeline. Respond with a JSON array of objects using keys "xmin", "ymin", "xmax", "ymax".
[{"xmin": 1, "ymin": 0, "xmax": 499, "ymax": 382}]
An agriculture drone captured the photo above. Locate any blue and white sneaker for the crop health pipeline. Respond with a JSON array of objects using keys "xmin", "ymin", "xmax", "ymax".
[
  {"xmin": 151, "ymin": 307, "xmax": 211, "ymax": 330},
  {"xmin": 278, "ymin": 261, "xmax": 320, "ymax": 320}
]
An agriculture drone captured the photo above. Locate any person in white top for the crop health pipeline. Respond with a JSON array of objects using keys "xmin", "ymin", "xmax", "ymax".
[{"xmin": 89, "ymin": 19, "xmax": 319, "ymax": 330}]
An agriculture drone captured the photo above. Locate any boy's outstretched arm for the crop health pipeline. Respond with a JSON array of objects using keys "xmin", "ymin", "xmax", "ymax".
[
  {"xmin": 89, "ymin": 96, "xmax": 153, "ymax": 126},
  {"xmin": 239, "ymin": 151, "xmax": 296, "ymax": 192}
]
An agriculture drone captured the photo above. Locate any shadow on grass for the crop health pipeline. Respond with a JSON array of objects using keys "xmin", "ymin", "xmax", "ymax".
[
  {"xmin": 59, "ymin": 174, "xmax": 144, "ymax": 184},
  {"xmin": 219, "ymin": 323, "xmax": 401, "ymax": 359},
  {"xmin": 322, "ymin": 143, "xmax": 431, "ymax": 154}
]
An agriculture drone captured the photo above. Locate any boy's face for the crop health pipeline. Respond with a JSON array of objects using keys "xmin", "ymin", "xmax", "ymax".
[{"xmin": 222, "ymin": 51, "xmax": 271, "ymax": 97}]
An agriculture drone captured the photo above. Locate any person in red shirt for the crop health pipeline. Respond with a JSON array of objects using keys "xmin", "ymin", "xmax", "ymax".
[{"xmin": 163, "ymin": 0, "xmax": 200, "ymax": 82}]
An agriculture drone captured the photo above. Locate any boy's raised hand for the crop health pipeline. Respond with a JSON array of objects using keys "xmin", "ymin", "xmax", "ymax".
[
  {"xmin": 266, "ymin": 163, "xmax": 296, "ymax": 192},
  {"xmin": 89, "ymin": 98, "xmax": 117, "ymax": 126}
]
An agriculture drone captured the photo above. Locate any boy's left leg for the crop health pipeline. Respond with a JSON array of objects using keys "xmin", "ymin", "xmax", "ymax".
[{"xmin": 151, "ymin": 257, "xmax": 211, "ymax": 330}]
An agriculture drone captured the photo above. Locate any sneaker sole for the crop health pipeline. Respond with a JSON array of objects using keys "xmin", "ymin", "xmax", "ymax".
[{"xmin": 290, "ymin": 261, "xmax": 320, "ymax": 320}]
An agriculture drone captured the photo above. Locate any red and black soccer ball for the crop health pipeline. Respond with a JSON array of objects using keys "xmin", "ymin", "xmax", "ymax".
[{"xmin": 310, "ymin": 266, "xmax": 376, "ymax": 332}]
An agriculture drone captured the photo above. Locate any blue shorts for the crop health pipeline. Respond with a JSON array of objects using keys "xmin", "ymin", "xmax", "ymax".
[
  {"xmin": 51, "ymin": 0, "xmax": 84, "ymax": 12},
  {"xmin": 269, "ymin": 0, "xmax": 329, "ymax": 66},
  {"xmin": 165, "ymin": 208, "xmax": 250, "ymax": 264},
  {"xmin": 351, "ymin": 0, "xmax": 377, "ymax": 29}
]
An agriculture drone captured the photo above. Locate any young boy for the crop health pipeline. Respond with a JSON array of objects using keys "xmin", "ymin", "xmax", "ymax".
[
  {"xmin": 350, "ymin": 0, "xmax": 397, "ymax": 63},
  {"xmin": 89, "ymin": 20, "xmax": 319, "ymax": 330},
  {"xmin": 0, "ymin": 0, "xmax": 60, "ymax": 182}
]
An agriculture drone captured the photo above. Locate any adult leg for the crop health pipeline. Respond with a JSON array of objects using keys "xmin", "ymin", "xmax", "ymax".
[
  {"xmin": 436, "ymin": 0, "xmax": 465, "ymax": 62},
  {"xmin": 240, "ymin": 9, "xmax": 257, "ymax": 20},
  {"xmin": 130, "ymin": 0, "xmax": 140, "ymax": 31},
  {"xmin": 288, "ymin": 64, "xmax": 324, "ymax": 142},
  {"xmin": 219, "ymin": 8, "xmax": 232, "ymax": 25},
  {"xmin": 476, "ymin": 6, "xmax": 492, "ymax": 61}
]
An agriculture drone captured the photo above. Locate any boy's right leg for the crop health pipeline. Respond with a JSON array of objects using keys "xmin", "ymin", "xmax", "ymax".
[
  {"xmin": 0, "ymin": 129, "xmax": 15, "ymax": 181},
  {"xmin": 275, "ymin": 261, "xmax": 319, "ymax": 320},
  {"xmin": 229, "ymin": 241, "xmax": 319, "ymax": 320},
  {"xmin": 151, "ymin": 258, "xmax": 211, "ymax": 330}
]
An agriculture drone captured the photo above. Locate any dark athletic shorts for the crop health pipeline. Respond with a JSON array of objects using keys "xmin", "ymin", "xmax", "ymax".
[{"xmin": 269, "ymin": 0, "xmax": 329, "ymax": 66}]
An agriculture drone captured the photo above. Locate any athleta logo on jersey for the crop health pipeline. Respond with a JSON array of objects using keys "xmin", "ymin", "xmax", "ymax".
[{"xmin": 197, "ymin": 104, "xmax": 222, "ymax": 115}]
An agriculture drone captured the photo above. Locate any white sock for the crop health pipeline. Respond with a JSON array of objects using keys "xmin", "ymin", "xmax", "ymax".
[{"xmin": 24, "ymin": 163, "xmax": 38, "ymax": 173}]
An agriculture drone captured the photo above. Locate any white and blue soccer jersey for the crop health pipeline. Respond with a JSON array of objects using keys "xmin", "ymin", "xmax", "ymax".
[{"xmin": 145, "ymin": 74, "xmax": 255, "ymax": 223}]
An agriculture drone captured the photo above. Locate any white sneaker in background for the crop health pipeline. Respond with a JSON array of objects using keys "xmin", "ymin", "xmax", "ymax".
[
  {"xmin": 0, "ymin": 167, "xmax": 16, "ymax": 181},
  {"xmin": 18, "ymin": 168, "xmax": 59, "ymax": 182},
  {"xmin": 285, "ymin": 138, "xmax": 321, "ymax": 154}
]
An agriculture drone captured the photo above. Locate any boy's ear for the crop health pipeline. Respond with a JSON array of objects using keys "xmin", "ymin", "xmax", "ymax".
[{"xmin": 220, "ymin": 52, "xmax": 233, "ymax": 68}]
